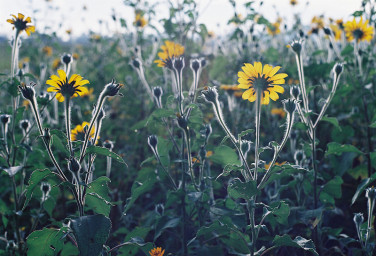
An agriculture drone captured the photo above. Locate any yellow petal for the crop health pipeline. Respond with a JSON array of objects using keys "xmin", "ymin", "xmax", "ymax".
[
  {"xmin": 18, "ymin": 13, "xmax": 25, "ymax": 20},
  {"xmin": 269, "ymin": 90, "xmax": 279, "ymax": 101},
  {"xmin": 268, "ymin": 66, "xmax": 281, "ymax": 77},
  {"xmin": 244, "ymin": 63, "xmax": 257, "ymax": 77},
  {"xmin": 262, "ymin": 91, "xmax": 270, "ymax": 105},
  {"xmin": 46, "ymin": 80, "xmax": 59, "ymax": 88},
  {"xmin": 254, "ymin": 62, "xmax": 262, "ymax": 75},
  {"xmin": 238, "ymin": 83, "xmax": 250, "ymax": 89},
  {"xmin": 262, "ymin": 64, "xmax": 273, "ymax": 77},
  {"xmin": 47, "ymin": 87, "xmax": 58, "ymax": 92},
  {"xmin": 56, "ymin": 93, "xmax": 65, "ymax": 102},
  {"xmin": 242, "ymin": 88, "xmax": 254, "ymax": 100},
  {"xmin": 272, "ymin": 85, "xmax": 284, "ymax": 93},
  {"xmin": 270, "ymin": 73, "xmax": 288, "ymax": 81},
  {"xmin": 57, "ymin": 70, "xmax": 67, "ymax": 82}
]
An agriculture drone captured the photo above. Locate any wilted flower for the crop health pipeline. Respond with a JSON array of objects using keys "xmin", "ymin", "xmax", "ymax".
[
  {"xmin": 7, "ymin": 13, "xmax": 35, "ymax": 36},
  {"xmin": 46, "ymin": 70, "xmax": 89, "ymax": 102},
  {"xmin": 238, "ymin": 62, "xmax": 287, "ymax": 105}
]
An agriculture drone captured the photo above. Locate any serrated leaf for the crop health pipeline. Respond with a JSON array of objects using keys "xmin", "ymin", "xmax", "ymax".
[
  {"xmin": 71, "ymin": 214, "xmax": 111, "ymax": 256},
  {"xmin": 325, "ymin": 142, "xmax": 363, "ymax": 156},
  {"xmin": 86, "ymin": 146, "xmax": 127, "ymax": 165},
  {"xmin": 272, "ymin": 234, "xmax": 318, "ymax": 255}
]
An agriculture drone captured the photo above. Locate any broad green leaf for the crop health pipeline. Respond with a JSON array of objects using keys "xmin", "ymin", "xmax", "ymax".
[
  {"xmin": 86, "ymin": 145, "xmax": 127, "ymax": 165},
  {"xmin": 85, "ymin": 177, "xmax": 113, "ymax": 216},
  {"xmin": 272, "ymin": 234, "xmax": 318, "ymax": 255},
  {"xmin": 209, "ymin": 145, "xmax": 240, "ymax": 166},
  {"xmin": 123, "ymin": 168, "xmax": 157, "ymax": 213},
  {"xmin": 23, "ymin": 169, "xmax": 59, "ymax": 210},
  {"xmin": 370, "ymin": 121, "xmax": 376, "ymax": 128},
  {"xmin": 70, "ymin": 214, "xmax": 111, "ymax": 256},
  {"xmin": 227, "ymin": 178, "xmax": 257, "ymax": 200},
  {"xmin": 325, "ymin": 142, "xmax": 363, "ymax": 156},
  {"xmin": 322, "ymin": 176, "xmax": 343, "ymax": 199},
  {"xmin": 238, "ymin": 129, "xmax": 254, "ymax": 139},
  {"xmin": 154, "ymin": 216, "xmax": 180, "ymax": 240},
  {"xmin": 27, "ymin": 228, "xmax": 65, "ymax": 256},
  {"xmin": 189, "ymin": 220, "xmax": 250, "ymax": 254},
  {"xmin": 116, "ymin": 237, "xmax": 154, "ymax": 256},
  {"xmin": 266, "ymin": 201, "xmax": 290, "ymax": 228},
  {"xmin": 321, "ymin": 116, "xmax": 341, "ymax": 131}
]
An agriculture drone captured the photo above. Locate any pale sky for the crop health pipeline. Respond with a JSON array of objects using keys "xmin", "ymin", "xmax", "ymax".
[{"xmin": 0, "ymin": 0, "xmax": 362, "ymax": 40}]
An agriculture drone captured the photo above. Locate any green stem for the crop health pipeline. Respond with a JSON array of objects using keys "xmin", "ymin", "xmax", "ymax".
[
  {"xmin": 254, "ymin": 90, "xmax": 262, "ymax": 181},
  {"xmin": 181, "ymin": 137, "xmax": 187, "ymax": 256},
  {"xmin": 64, "ymin": 99, "xmax": 73, "ymax": 156}
]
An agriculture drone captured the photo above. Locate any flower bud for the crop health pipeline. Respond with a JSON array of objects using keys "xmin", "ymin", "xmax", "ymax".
[
  {"xmin": 323, "ymin": 27, "xmax": 331, "ymax": 35},
  {"xmin": 0, "ymin": 114, "xmax": 11, "ymax": 125},
  {"xmin": 173, "ymin": 57, "xmax": 185, "ymax": 73},
  {"xmin": 282, "ymin": 99, "xmax": 298, "ymax": 115},
  {"xmin": 102, "ymin": 79, "xmax": 124, "ymax": 97},
  {"xmin": 152, "ymin": 86, "xmax": 163, "ymax": 108},
  {"xmin": 155, "ymin": 203, "xmax": 164, "ymax": 216},
  {"xmin": 61, "ymin": 53, "xmax": 73, "ymax": 65},
  {"xmin": 147, "ymin": 135, "xmax": 158, "ymax": 152},
  {"xmin": 40, "ymin": 182, "xmax": 51, "ymax": 202},
  {"xmin": 190, "ymin": 59, "xmax": 201, "ymax": 73},
  {"xmin": 201, "ymin": 86, "xmax": 218, "ymax": 103},
  {"xmin": 19, "ymin": 82, "xmax": 36, "ymax": 102},
  {"xmin": 130, "ymin": 58, "xmax": 142, "ymax": 70},
  {"xmin": 289, "ymin": 39, "xmax": 303, "ymax": 55},
  {"xmin": 334, "ymin": 63, "xmax": 343, "ymax": 76},
  {"xmin": 290, "ymin": 85, "xmax": 301, "ymax": 100},
  {"xmin": 176, "ymin": 114, "xmax": 188, "ymax": 130},
  {"xmin": 353, "ymin": 213, "xmax": 364, "ymax": 227},
  {"xmin": 19, "ymin": 119, "xmax": 30, "ymax": 131},
  {"xmin": 294, "ymin": 150, "xmax": 305, "ymax": 165},
  {"xmin": 366, "ymin": 187, "xmax": 376, "ymax": 201},
  {"xmin": 103, "ymin": 140, "xmax": 114, "ymax": 151}
]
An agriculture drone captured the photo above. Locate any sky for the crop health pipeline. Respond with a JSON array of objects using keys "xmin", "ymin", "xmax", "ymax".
[{"xmin": 0, "ymin": 0, "xmax": 362, "ymax": 40}]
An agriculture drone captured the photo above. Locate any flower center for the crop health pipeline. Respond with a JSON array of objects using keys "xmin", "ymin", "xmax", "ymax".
[
  {"xmin": 353, "ymin": 28, "xmax": 364, "ymax": 39},
  {"xmin": 249, "ymin": 74, "xmax": 271, "ymax": 92}
]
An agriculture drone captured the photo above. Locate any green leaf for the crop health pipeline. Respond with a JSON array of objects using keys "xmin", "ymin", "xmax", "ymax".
[
  {"xmin": 322, "ymin": 176, "xmax": 343, "ymax": 199},
  {"xmin": 86, "ymin": 146, "xmax": 127, "ymax": 165},
  {"xmin": 227, "ymin": 178, "xmax": 257, "ymax": 200},
  {"xmin": 189, "ymin": 220, "xmax": 250, "ymax": 254},
  {"xmin": 154, "ymin": 216, "xmax": 180, "ymax": 240},
  {"xmin": 369, "ymin": 121, "xmax": 376, "ymax": 128},
  {"xmin": 351, "ymin": 172, "xmax": 376, "ymax": 205},
  {"xmin": 238, "ymin": 129, "xmax": 254, "ymax": 139},
  {"xmin": 85, "ymin": 177, "xmax": 113, "ymax": 216},
  {"xmin": 27, "ymin": 228, "xmax": 65, "ymax": 256},
  {"xmin": 117, "ymin": 237, "xmax": 154, "ymax": 256},
  {"xmin": 272, "ymin": 235, "xmax": 318, "ymax": 255},
  {"xmin": 23, "ymin": 169, "xmax": 59, "ymax": 210},
  {"xmin": 123, "ymin": 168, "xmax": 157, "ymax": 213},
  {"xmin": 266, "ymin": 201, "xmax": 290, "ymax": 227},
  {"xmin": 321, "ymin": 116, "xmax": 341, "ymax": 131},
  {"xmin": 325, "ymin": 142, "xmax": 363, "ymax": 156},
  {"xmin": 71, "ymin": 214, "xmax": 111, "ymax": 256},
  {"xmin": 209, "ymin": 145, "xmax": 240, "ymax": 166}
]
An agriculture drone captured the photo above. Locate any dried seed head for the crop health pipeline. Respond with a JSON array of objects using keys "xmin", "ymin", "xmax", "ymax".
[
  {"xmin": 155, "ymin": 203, "xmax": 164, "ymax": 216},
  {"xmin": 353, "ymin": 213, "xmax": 364, "ymax": 227},
  {"xmin": 366, "ymin": 187, "xmax": 376, "ymax": 200},
  {"xmin": 130, "ymin": 58, "xmax": 142, "ymax": 70},
  {"xmin": 176, "ymin": 114, "xmax": 188, "ymax": 130},
  {"xmin": 152, "ymin": 86, "xmax": 163, "ymax": 108},
  {"xmin": 40, "ymin": 182, "xmax": 51, "ymax": 202},
  {"xmin": 190, "ymin": 58, "xmax": 201, "ymax": 73},
  {"xmin": 173, "ymin": 57, "xmax": 185, "ymax": 73},
  {"xmin": 68, "ymin": 157, "xmax": 81, "ymax": 174},
  {"xmin": 323, "ymin": 27, "xmax": 332, "ymax": 35},
  {"xmin": 289, "ymin": 39, "xmax": 303, "ymax": 55},
  {"xmin": 147, "ymin": 135, "xmax": 158, "ymax": 151}
]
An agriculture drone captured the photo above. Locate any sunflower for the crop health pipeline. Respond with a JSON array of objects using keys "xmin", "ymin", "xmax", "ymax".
[
  {"xmin": 7, "ymin": 13, "xmax": 35, "ymax": 36},
  {"xmin": 71, "ymin": 122, "xmax": 97, "ymax": 142},
  {"xmin": 133, "ymin": 12, "xmax": 147, "ymax": 28},
  {"xmin": 154, "ymin": 41, "xmax": 185, "ymax": 69},
  {"xmin": 266, "ymin": 22, "xmax": 281, "ymax": 36},
  {"xmin": 290, "ymin": 0, "xmax": 298, "ymax": 5},
  {"xmin": 344, "ymin": 17, "xmax": 374, "ymax": 42},
  {"xmin": 238, "ymin": 62, "xmax": 287, "ymax": 105},
  {"xmin": 149, "ymin": 247, "xmax": 165, "ymax": 256},
  {"xmin": 265, "ymin": 161, "xmax": 286, "ymax": 169},
  {"xmin": 46, "ymin": 69, "xmax": 89, "ymax": 102},
  {"xmin": 330, "ymin": 24, "xmax": 342, "ymax": 41}
]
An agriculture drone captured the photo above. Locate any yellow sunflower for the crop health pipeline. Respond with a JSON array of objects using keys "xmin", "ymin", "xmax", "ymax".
[
  {"xmin": 71, "ymin": 121, "xmax": 97, "ymax": 142},
  {"xmin": 7, "ymin": 13, "xmax": 35, "ymax": 36},
  {"xmin": 133, "ymin": 13, "xmax": 147, "ymax": 28},
  {"xmin": 238, "ymin": 62, "xmax": 288, "ymax": 105},
  {"xmin": 46, "ymin": 69, "xmax": 89, "ymax": 102},
  {"xmin": 266, "ymin": 22, "xmax": 281, "ymax": 36},
  {"xmin": 149, "ymin": 247, "xmax": 165, "ymax": 256},
  {"xmin": 154, "ymin": 41, "xmax": 185, "ymax": 69},
  {"xmin": 330, "ymin": 24, "xmax": 342, "ymax": 41},
  {"xmin": 344, "ymin": 17, "xmax": 374, "ymax": 42},
  {"xmin": 290, "ymin": 0, "xmax": 298, "ymax": 5}
]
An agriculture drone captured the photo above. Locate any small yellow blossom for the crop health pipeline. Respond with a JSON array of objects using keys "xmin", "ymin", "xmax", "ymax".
[{"xmin": 7, "ymin": 13, "xmax": 35, "ymax": 36}]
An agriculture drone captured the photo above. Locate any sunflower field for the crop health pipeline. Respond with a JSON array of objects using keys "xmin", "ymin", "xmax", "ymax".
[{"xmin": 0, "ymin": 0, "xmax": 376, "ymax": 255}]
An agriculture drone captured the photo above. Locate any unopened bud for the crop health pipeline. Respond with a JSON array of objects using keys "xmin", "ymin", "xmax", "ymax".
[
  {"xmin": 282, "ymin": 99, "xmax": 298, "ymax": 114},
  {"xmin": 19, "ymin": 119, "xmax": 30, "ymax": 131},
  {"xmin": 103, "ymin": 140, "xmax": 114, "ymax": 151},
  {"xmin": 201, "ymin": 87, "xmax": 218, "ymax": 103},
  {"xmin": 290, "ymin": 85, "xmax": 301, "ymax": 99},
  {"xmin": 61, "ymin": 53, "xmax": 72, "ymax": 65},
  {"xmin": 19, "ymin": 82, "xmax": 36, "ymax": 102},
  {"xmin": 173, "ymin": 57, "xmax": 185, "ymax": 73},
  {"xmin": 334, "ymin": 63, "xmax": 343, "ymax": 76},
  {"xmin": 0, "ymin": 114, "xmax": 11, "ymax": 125},
  {"xmin": 102, "ymin": 79, "xmax": 124, "ymax": 97}
]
